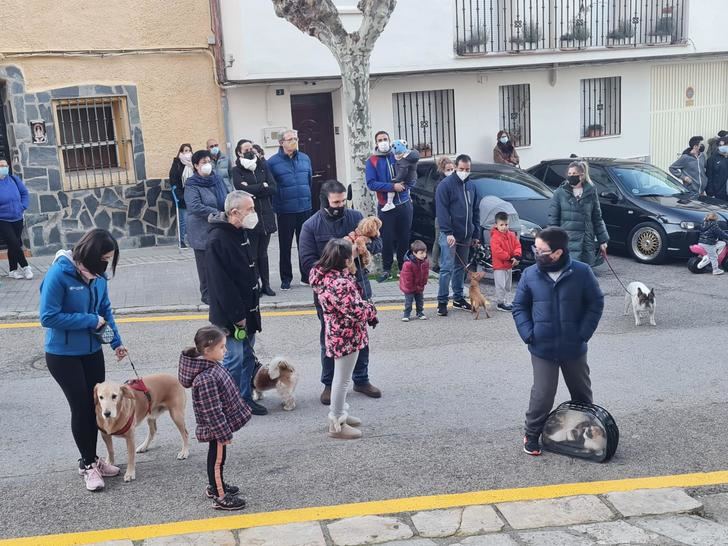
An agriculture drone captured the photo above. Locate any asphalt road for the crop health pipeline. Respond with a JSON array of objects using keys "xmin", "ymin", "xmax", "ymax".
[{"xmin": 1, "ymin": 253, "xmax": 727, "ymax": 539}]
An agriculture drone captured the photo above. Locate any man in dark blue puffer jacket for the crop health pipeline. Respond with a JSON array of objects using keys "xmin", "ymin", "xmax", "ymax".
[{"xmin": 512, "ymin": 227, "xmax": 604, "ymax": 456}]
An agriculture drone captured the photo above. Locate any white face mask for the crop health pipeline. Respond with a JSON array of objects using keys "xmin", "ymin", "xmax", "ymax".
[
  {"xmin": 444, "ymin": 169, "xmax": 454, "ymax": 176},
  {"xmin": 242, "ymin": 211, "xmax": 259, "ymax": 230},
  {"xmin": 377, "ymin": 141, "xmax": 391, "ymax": 153},
  {"xmin": 240, "ymin": 156, "xmax": 257, "ymax": 171},
  {"xmin": 200, "ymin": 163, "xmax": 213, "ymax": 176},
  {"xmin": 181, "ymin": 152, "xmax": 192, "ymax": 160},
  {"xmin": 499, "ymin": 136, "xmax": 509, "ymax": 144},
  {"xmin": 456, "ymin": 171, "xmax": 469, "ymax": 181}
]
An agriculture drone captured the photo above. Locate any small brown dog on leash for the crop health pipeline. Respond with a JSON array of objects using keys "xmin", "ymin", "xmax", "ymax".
[{"xmin": 468, "ymin": 270, "xmax": 491, "ymax": 319}]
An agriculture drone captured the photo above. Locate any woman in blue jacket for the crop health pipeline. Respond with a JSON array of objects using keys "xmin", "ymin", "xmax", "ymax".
[
  {"xmin": 0, "ymin": 159, "xmax": 33, "ymax": 279},
  {"xmin": 40, "ymin": 229, "xmax": 128, "ymax": 492}
]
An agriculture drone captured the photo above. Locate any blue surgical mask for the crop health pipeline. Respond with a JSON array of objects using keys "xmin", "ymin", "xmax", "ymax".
[
  {"xmin": 0, "ymin": 167, "xmax": 8, "ymax": 177},
  {"xmin": 211, "ymin": 146, "xmax": 220, "ymax": 156},
  {"xmin": 720, "ymin": 146, "xmax": 728, "ymax": 155},
  {"xmin": 499, "ymin": 136, "xmax": 509, "ymax": 144}
]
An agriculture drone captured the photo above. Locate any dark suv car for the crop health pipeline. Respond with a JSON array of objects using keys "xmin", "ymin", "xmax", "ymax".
[
  {"xmin": 411, "ymin": 159, "xmax": 552, "ymax": 266},
  {"xmin": 528, "ymin": 158, "xmax": 728, "ymax": 263}
]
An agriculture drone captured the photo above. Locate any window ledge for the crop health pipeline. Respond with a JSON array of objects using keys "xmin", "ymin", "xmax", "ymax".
[{"xmin": 579, "ymin": 134, "xmax": 621, "ymax": 142}]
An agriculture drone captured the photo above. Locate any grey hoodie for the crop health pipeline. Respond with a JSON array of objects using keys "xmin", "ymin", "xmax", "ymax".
[{"xmin": 669, "ymin": 152, "xmax": 707, "ymax": 195}]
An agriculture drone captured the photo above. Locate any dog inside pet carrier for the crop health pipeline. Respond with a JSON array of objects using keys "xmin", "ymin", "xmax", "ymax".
[{"xmin": 470, "ymin": 196, "xmax": 522, "ymax": 271}]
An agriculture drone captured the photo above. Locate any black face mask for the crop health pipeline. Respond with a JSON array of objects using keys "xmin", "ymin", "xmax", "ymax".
[
  {"xmin": 699, "ymin": 144, "xmax": 706, "ymax": 153},
  {"xmin": 567, "ymin": 175, "xmax": 581, "ymax": 187},
  {"xmin": 243, "ymin": 151, "xmax": 256, "ymax": 160},
  {"xmin": 536, "ymin": 249, "xmax": 569, "ymax": 273},
  {"xmin": 85, "ymin": 259, "xmax": 109, "ymax": 277},
  {"xmin": 325, "ymin": 205, "xmax": 345, "ymax": 219}
]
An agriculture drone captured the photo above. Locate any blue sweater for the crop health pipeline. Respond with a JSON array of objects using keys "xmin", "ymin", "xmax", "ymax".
[
  {"xmin": 40, "ymin": 251, "xmax": 122, "ymax": 356},
  {"xmin": 0, "ymin": 175, "xmax": 29, "ymax": 222},
  {"xmin": 267, "ymin": 148, "xmax": 313, "ymax": 214},
  {"xmin": 511, "ymin": 258, "xmax": 604, "ymax": 361},
  {"xmin": 435, "ymin": 173, "xmax": 479, "ymax": 243}
]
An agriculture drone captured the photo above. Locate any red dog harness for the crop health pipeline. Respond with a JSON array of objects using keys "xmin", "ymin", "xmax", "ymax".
[{"xmin": 110, "ymin": 378, "xmax": 152, "ymax": 436}]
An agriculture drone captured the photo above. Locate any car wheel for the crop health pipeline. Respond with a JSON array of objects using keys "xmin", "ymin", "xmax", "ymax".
[
  {"xmin": 627, "ymin": 222, "xmax": 668, "ymax": 264},
  {"xmin": 687, "ymin": 256, "xmax": 708, "ymax": 274}
]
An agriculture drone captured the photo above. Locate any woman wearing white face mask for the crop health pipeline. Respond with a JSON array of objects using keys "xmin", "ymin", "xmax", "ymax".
[
  {"xmin": 184, "ymin": 150, "xmax": 230, "ymax": 304},
  {"xmin": 232, "ymin": 139, "xmax": 278, "ymax": 296},
  {"xmin": 493, "ymin": 130, "xmax": 520, "ymax": 167},
  {"xmin": 169, "ymin": 143, "xmax": 193, "ymax": 248}
]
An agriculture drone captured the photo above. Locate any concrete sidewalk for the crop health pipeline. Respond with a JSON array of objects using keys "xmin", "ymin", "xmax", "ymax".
[
  {"xmin": 0, "ymin": 234, "xmax": 439, "ymax": 320},
  {"xmin": 50, "ymin": 485, "xmax": 728, "ymax": 545}
]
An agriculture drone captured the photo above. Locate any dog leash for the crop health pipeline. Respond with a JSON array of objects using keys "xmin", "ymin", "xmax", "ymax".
[
  {"xmin": 125, "ymin": 354, "xmax": 142, "ymax": 380},
  {"xmin": 603, "ymin": 254, "xmax": 630, "ymax": 294}
]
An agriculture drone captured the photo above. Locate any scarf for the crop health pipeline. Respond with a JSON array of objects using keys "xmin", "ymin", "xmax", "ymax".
[
  {"xmin": 237, "ymin": 156, "xmax": 258, "ymax": 172},
  {"xmin": 179, "ymin": 154, "xmax": 194, "ymax": 184}
]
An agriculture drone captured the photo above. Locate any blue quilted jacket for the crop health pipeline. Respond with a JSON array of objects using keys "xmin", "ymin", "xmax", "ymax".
[{"xmin": 267, "ymin": 148, "xmax": 312, "ymax": 214}]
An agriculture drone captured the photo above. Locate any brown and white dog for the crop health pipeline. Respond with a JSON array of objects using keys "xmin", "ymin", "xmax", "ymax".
[
  {"xmin": 94, "ymin": 373, "xmax": 189, "ymax": 482},
  {"xmin": 468, "ymin": 270, "xmax": 492, "ymax": 320},
  {"xmin": 252, "ymin": 356, "xmax": 298, "ymax": 411}
]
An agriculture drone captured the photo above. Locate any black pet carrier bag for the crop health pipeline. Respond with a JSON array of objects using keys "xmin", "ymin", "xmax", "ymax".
[{"xmin": 541, "ymin": 401, "xmax": 619, "ymax": 462}]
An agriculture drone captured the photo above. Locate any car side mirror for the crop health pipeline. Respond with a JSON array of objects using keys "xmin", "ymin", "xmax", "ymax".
[
  {"xmin": 346, "ymin": 184, "xmax": 353, "ymax": 201},
  {"xmin": 600, "ymin": 191, "xmax": 619, "ymax": 202}
]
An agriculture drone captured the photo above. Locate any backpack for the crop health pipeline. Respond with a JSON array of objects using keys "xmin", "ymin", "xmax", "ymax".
[{"xmin": 541, "ymin": 401, "xmax": 619, "ymax": 462}]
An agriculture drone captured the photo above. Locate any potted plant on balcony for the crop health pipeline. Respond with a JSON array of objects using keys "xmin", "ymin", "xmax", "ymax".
[
  {"xmin": 560, "ymin": 18, "xmax": 591, "ymax": 48},
  {"xmin": 509, "ymin": 23, "xmax": 541, "ymax": 51},
  {"xmin": 607, "ymin": 19, "xmax": 635, "ymax": 46},
  {"xmin": 585, "ymin": 124, "xmax": 604, "ymax": 138},
  {"xmin": 455, "ymin": 31, "xmax": 488, "ymax": 55},
  {"xmin": 652, "ymin": 15, "xmax": 674, "ymax": 43}
]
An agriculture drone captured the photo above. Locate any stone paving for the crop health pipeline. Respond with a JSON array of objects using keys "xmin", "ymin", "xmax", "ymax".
[
  {"xmin": 83, "ymin": 487, "xmax": 728, "ymax": 545},
  {"xmin": 0, "ymin": 234, "xmax": 438, "ymax": 320}
]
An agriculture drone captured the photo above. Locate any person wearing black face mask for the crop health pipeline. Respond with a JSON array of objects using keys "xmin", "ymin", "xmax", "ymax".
[
  {"xmin": 39, "ymin": 228, "xmax": 128, "ymax": 492},
  {"xmin": 669, "ymin": 135, "xmax": 707, "ymax": 196},
  {"xmin": 548, "ymin": 161, "xmax": 609, "ymax": 267},
  {"xmin": 299, "ymin": 180, "xmax": 383, "ymax": 405},
  {"xmin": 232, "ymin": 139, "xmax": 278, "ymax": 296},
  {"xmin": 512, "ymin": 227, "xmax": 604, "ymax": 456}
]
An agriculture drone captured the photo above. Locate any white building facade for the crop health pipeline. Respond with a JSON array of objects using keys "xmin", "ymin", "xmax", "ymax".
[{"xmin": 218, "ymin": 0, "xmax": 728, "ymax": 188}]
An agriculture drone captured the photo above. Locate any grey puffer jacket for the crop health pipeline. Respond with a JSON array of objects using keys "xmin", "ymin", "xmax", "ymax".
[{"xmin": 548, "ymin": 181, "xmax": 609, "ymax": 266}]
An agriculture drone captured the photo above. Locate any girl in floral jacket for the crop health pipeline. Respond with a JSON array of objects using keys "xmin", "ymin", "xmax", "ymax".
[
  {"xmin": 178, "ymin": 325, "xmax": 251, "ymax": 511},
  {"xmin": 309, "ymin": 239, "xmax": 377, "ymax": 440}
]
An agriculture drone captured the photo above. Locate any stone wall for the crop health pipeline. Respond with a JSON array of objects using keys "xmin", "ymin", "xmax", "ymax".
[{"xmin": 1, "ymin": 64, "xmax": 179, "ymax": 254}]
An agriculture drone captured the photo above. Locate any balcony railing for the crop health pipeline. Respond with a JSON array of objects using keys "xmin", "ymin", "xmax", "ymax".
[{"xmin": 454, "ymin": 0, "xmax": 687, "ymax": 55}]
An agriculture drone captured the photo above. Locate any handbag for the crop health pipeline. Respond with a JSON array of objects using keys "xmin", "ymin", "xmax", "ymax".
[
  {"xmin": 92, "ymin": 323, "xmax": 115, "ymax": 344},
  {"xmin": 541, "ymin": 401, "xmax": 619, "ymax": 462}
]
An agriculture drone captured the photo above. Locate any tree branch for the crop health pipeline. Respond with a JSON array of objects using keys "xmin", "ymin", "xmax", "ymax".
[
  {"xmin": 356, "ymin": 0, "xmax": 397, "ymax": 52},
  {"xmin": 271, "ymin": 0, "xmax": 348, "ymax": 50}
]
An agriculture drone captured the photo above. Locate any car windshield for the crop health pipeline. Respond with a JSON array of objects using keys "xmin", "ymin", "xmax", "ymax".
[
  {"xmin": 469, "ymin": 171, "xmax": 552, "ymax": 200},
  {"xmin": 608, "ymin": 164, "xmax": 689, "ymax": 197}
]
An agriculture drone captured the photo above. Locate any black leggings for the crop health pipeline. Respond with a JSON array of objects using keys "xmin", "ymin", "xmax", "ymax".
[
  {"xmin": 0, "ymin": 219, "xmax": 28, "ymax": 271},
  {"xmin": 207, "ymin": 440, "xmax": 228, "ymax": 497},
  {"xmin": 46, "ymin": 351, "xmax": 105, "ymax": 466}
]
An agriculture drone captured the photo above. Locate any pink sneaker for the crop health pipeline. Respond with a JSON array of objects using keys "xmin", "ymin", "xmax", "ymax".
[
  {"xmin": 96, "ymin": 458, "xmax": 120, "ymax": 477},
  {"xmin": 81, "ymin": 463, "xmax": 105, "ymax": 491}
]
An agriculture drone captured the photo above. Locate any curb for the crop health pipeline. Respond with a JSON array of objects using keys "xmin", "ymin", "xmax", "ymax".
[{"xmin": 0, "ymin": 295, "xmax": 439, "ymax": 322}]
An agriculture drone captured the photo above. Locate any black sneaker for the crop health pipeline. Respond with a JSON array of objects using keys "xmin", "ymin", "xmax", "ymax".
[
  {"xmin": 497, "ymin": 303, "xmax": 513, "ymax": 312},
  {"xmin": 205, "ymin": 483, "xmax": 240, "ymax": 499},
  {"xmin": 212, "ymin": 493, "xmax": 247, "ymax": 511},
  {"xmin": 377, "ymin": 272, "xmax": 391, "ymax": 283},
  {"xmin": 300, "ymin": 278, "xmax": 310, "ymax": 286},
  {"xmin": 523, "ymin": 434, "xmax": 542, "ymax": 456},
  {"xmin": 261, "ymin": 286, "xmax": 276, "ymax": 297},
  {"xmin": 437, "ymin": 302, "xmax": 448, "ymax": 316},
  {"xmin": 246, "ymin": 399, "xmax": 268, "ymax": 415},
  {"xmin": 452, "ymin": 299, "xmax": 472, "ymax": 311}
]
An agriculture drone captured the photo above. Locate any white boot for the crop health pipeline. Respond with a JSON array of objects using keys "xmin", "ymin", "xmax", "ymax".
[{"xmin": 328, "ymin": 413, "xmax": 362, "ymax": 440}]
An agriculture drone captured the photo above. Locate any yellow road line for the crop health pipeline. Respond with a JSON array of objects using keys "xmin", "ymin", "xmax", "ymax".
[
  {"xmin": 3, "ymin": 470, "xmax": 728, "ymax": 545},
  {"xmin": 0, "ymin": 304, "xmax": 438, "ymax": 330}
]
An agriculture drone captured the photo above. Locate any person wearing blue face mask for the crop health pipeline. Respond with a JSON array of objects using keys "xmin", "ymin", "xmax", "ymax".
[
  {"xmin": 0, "ymin": 159, "xmax": 33, "ymax": 279},
  {"xmin": 207, "ymin": 138, "xmax": 232, "ymax": 192},
  {"xmin": 706, "ymin": 137, "xmax": 728, "ymax": 200}
]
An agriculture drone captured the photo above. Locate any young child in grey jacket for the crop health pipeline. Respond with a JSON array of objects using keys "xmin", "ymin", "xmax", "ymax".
[{"xmin": 382, "ymin": 140, "xmax": 420, "ymax": 212}]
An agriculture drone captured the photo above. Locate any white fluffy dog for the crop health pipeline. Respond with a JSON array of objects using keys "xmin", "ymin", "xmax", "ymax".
[{"xmin": 252, "ymin": 356, "xmax": 298, "ymax": 411}]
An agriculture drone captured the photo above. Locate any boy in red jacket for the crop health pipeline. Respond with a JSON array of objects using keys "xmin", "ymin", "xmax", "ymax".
[
  {"xmin": 399, "ymin": 240, "xmax": 430, "ymax": 321},
  {"xmin": 490, "ymin": 212, "xmax": 522, "ymax": 312}
]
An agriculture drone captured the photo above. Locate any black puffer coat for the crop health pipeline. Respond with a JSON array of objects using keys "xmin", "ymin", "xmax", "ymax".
[
  {"xmin": 548, "ymin": 181, "xmax": 609, "ymax": 266},
  {"xmin": 232, "ymin": 159, "xmax": 277, "ymax": 235}
]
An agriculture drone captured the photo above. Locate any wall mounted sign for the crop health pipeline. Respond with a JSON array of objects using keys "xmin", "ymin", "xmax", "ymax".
[{"xmin": 30, "ymin": 120, "xmax": 47, "ymax": 143}]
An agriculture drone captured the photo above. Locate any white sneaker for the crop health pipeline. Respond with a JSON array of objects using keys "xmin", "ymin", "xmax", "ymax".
[
  {"xmin": 381, "ymin": 202, "xmax": 395, "ymax": 212},
  {"xmin": 22, "ymin": 266, "xmax": 33, "ymax": 280},
  {"xmin": 81, "ymin": 463, "xmax": 105, "ymax": 491},
  {"xmin": 713, "ymin": 269, "xmax": 725, "ymax": 276},
  {"xmin": 8, "ymin": 269, "xmax": 24, "ymax": 279}
]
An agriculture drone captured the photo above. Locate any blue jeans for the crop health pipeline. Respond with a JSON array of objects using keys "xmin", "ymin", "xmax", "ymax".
[
  {"xmin": 178, "ymin": 207, "xmax": 187, "ymax": 245},
  {"xmin": 315, "ymin": 298, "xmax": 370, "ymax": 386},
  {"xmin": 437, "ymin": 232, "xmax": 470, "ymax": 303},
  {"xmin": 221, "ymin": 333, "xmax": 256, "ymax": 402}
]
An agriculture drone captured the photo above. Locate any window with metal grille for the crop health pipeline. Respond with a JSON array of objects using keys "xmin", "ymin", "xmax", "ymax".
[
  {"xmin": 499, "ymin": 84, "xmax": 531, "ymax": 147},
  {"xmin": 580, "ymin": 77, "xmax": 621, "ymax": 139},
  {"xmin": 392, "ymin": 89, "xmax": 457, "ymax": 157},
  {"xmin": 54, "ymin": 97, "xmax": 135, "ymax": 190}
]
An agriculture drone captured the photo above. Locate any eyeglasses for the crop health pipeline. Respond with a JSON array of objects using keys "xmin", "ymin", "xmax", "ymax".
[
  {"xmin": 531, "ymin": 245, "xmax": 553, "ymax": 256},
  {"xmin": 208, "ymin": 144, "xmax": 219, "ymax": 148},
  {"xmin": 283, "ymin": 137, "xmax": 298, "ymax": 142}
]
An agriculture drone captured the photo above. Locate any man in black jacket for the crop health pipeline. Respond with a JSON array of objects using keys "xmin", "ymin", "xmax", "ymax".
[
  {"xmin": 206, "ymin": 190, "xmax": 267, "ymax": 415},
  {"xmin": 299, "ymin": 180, "xmax": 383, "ymax": 405}
]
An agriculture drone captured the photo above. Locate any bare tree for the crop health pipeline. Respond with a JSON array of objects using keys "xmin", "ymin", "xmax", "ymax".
[{"xmin": 271, "ymin": 0, "xmax": 397, "ymax": 216}]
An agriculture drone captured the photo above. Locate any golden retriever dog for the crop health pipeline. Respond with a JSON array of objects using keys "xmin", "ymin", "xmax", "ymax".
[
  {"xmin": 468, "ymin": 270, "xmax": 492, "ymax": 320},
  {"xmin": 94, "ymin": 374, "xmax": 189, "ymax": 482},
  {"xmin": 252, "ymin": 356, "xmax": 298, "ymax": 411}
]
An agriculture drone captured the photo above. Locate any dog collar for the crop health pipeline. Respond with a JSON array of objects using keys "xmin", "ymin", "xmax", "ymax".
[{"xmin": 110, "ymin": 413, "xmax": 135, "ymax": 437}]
